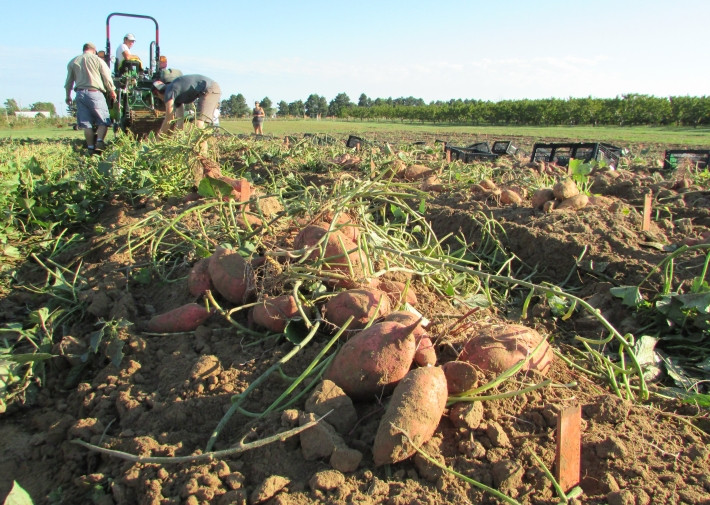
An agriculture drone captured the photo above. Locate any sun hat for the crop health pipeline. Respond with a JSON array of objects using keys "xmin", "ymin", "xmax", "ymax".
[
  {"xmin": 125, "ymin": 33, "xmax": 136, "ymax": 41},
  {"xmin": 152, "ymin": 80, "xmax": 166, "ymax": 92}
]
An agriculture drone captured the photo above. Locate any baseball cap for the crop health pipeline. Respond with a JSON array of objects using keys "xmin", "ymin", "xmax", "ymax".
[
  {"xmin": 152, "ymin": 80, "xmax": 166, "ymax": 92},
  {"xmin": 125, "ymin": 33, "xmax": 136, "ymax": 41}
]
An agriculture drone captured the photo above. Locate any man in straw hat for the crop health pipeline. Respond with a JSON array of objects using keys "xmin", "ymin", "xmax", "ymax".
[{"xmin": 64, "ymin": 42, "xmax": 116, "ymax": 154}]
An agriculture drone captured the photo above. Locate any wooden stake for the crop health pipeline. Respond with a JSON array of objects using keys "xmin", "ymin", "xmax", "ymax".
[
  {"xmin": 555, "ymin": 404, "xmax": 581, "ymax": 493},
  {"xmin": 642, "ymin": 191, "xmax": 653, "ymax": 231}
]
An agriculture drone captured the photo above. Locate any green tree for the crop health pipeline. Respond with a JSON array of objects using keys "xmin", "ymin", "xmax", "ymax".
[
  {"xmin": 305, "ymin": 94, "xmax": 326, "ymax": 118},
  {"xmin": 328, "ymin": 92, "xmax": 353, "ymax": 117},
  {"xmin": 259, "ymin": 97, "xmax": 274, "ymax": 117},
  {"xmin": 30, "ymin": 102, "xmax": 56, "ymax": 116},
  {"xmin": 221, "ymin": 94, "xmax": 249, "ymax": 117},
  {"xmin": 358, "ymin": 93, "xmax": 371, "ymax": 107},
  {"xmin": 276, "ymin": 100, "xmax": 289, "ymax": 117},
  {"xmin": 4, "ymin": 99, "xmax": 19, "ymax": 114},
  {"xmin": 288, "ymin": 100, "xmax": 305, "ymax": 117}
]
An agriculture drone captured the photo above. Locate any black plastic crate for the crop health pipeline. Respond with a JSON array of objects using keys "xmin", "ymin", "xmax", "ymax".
[
  {"xmin": 447, "ymin": 146, "xmax": 498, "ymax": 163},
  {"xmin": 346, "ymin": 135, "xmax": 364, "ymax": 148},
  {"xmin": 530, "ymin": 142, "xmax": 622, "ymax": 167},
  {"xmin": 492, "ymin": 140, "xmax": 518, "ymax": 156},
  {"xmin": 465, "ymin": 142, "xmax": 491, "ymax": 153},
  {"xmin": 663, "ymin": 150, "xmax": 710, "ymax": 170}
]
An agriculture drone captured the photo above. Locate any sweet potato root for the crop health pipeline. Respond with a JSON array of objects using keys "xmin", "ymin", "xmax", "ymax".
[
  {"xmin": 323, "ymin": 321, "xmax": 417, "ymax": 400},
  {"xmin": 187, "ymin": 258, "xmax": 213, "ymax": 297},
  {"xmin": 293, "ymin": 223, "xmax": 362, "ymax": 287},
  {"xmin": 207, "ymin": 247, "xmax": 255, "ymax": 304},
  {"xmin": 458, "ymin": 324, "xmax": 553, "ymax": 376},
  {"xmin": 251, "ymin": 295, "xmax": 300, "ymax": 333},
  {"xmin": 372, "ymin": 366, "xmax": 448, "ymax": 466},
  {"xmin": 323, "ymin": 288, "xmax": 391, "ymax": 330},
  {"xmin": 377, "ymin": 279, "xmax": 418, "ymax": 307},
  {"xmin": 382, "ymin": 311, "xmax": 435, "ymax": 366},
  {"xmin": 147, "ymin": 303, "xmax": 212, "ymax": 333},
  {"xmin": 442, "ymin": 360, "xmax": 479, "ymax": 395}
]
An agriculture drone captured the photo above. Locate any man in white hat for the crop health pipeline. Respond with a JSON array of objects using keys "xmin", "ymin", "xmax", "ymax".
[{"xmin": 115, "ymin": 33, "xmax": 136, "ymax": 71}]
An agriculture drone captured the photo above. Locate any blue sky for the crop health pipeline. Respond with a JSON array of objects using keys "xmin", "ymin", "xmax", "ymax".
[{"xmin": 2, "ymin": 0, "xmax": 709, "ymax": 116}]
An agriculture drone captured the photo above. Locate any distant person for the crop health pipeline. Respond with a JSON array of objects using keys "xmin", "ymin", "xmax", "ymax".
[
  {"xmin": 151, "ymin": 74, "xmax": 221, "ymax": 135},
  {"xmin": 115, "ymin": 33, "xmax": 136, "ymax": 72},
  {"xmin": 64, "ymin": 42, "xmax": 117, "ymax": 154},
  {"xmin": 252, "ymin": 101, "xmax": 265, "ymax": 135}
]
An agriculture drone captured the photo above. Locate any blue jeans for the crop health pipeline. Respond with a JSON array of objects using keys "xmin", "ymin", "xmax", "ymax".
[{"xmin": 76, "ymin": 90, "xmax": 111, "ymax": 129}]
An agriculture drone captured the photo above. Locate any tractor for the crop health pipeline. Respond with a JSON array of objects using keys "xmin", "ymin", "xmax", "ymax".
[{"xmin": 102, "ymin": 12, "xmax": 181, "ymax": 138}]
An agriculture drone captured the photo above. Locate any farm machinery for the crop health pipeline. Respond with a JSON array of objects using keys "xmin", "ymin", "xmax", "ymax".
[{"xmin": 102, "ymin": 12, "xmax": 181, "ymax": 138}]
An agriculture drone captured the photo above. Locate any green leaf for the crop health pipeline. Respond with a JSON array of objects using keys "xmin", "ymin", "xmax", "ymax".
[
  {"xmin": 610, "ymin": 286, "xmax": 643, "ymax": 307},
  {"xmin": 131, "ymin": 268, "xmax": 152, "ymax": 285},
  {"xmin": 3, "ymin": 353, "xmax": 53, "ymax": 364},
  {"xmin": 418, "ymin": 199, "xmax": 427, "ymax": 214},
  {"xmin": 4, "ymin": 481, "xmax": 35, "ymax": 505},
  {"xmin": 284, "ymin": 319, "xmax": 308, "ymax": 344},
  {"xmin": 197, "ymin": 176, "xmax": 234, "ymax": 199},
  {"xmin": 107, "ymin": 338, "xmax": 125, "ymax": 368}
]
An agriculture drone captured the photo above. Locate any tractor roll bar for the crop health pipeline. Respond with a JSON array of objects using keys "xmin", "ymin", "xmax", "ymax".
[{"xmin": 105, "ymin": 12, "xmax": 160, "ymax": 76}]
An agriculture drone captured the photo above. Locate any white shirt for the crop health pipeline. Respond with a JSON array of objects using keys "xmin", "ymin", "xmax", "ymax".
[{"xmin": 115, "ymin": 43, "xmax": 131, "ymax": 68}]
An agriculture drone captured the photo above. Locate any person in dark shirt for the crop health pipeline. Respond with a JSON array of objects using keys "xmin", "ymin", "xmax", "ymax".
[
  {"xmin": 252, "ymin": 101, "xmax": 265, "ymax": 134},
  {"xmin": 151, "ymin": 74, "xmax": 221, "ymax": 135}
]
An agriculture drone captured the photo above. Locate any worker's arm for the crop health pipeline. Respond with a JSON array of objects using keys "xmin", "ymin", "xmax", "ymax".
[
  {"xmin": 64, "ymin": 64, "xmax": 74, "ymax": 105},
  {"xmin": 98, "ymin": 59, "xmax": 117, "ymax": 101},
  {"xmin": 159, "ymin": 98, "xmax": 175, "ymax": 135},
  {"xmin": 175, "ymin": 104, "xmax": 185, "ymax": 130}
]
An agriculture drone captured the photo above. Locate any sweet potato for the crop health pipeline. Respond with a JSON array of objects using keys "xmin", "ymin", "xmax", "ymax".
[
  {"xmin": 323, "ymin": 321, "xmax": 417, "ymax": 400},
  {"xmin": 442, "ymin": 360, "xmax": 479, "ymax": 395},
  {"xmin": 500, "ymin": 189, "xmax": 522, "ymax": 206},
  {"xmin": 458, "ymin": 323, "xmax": 553, "ymax": 376},
  {"xmin": 293, "ymin": 223, "xmax": 362, "ymax": 287},
  {"xmin": 251, "ymin": 294, "xmax": 300, "ymax": 333},
  {"xmin": 378, "ymin": 279, "xmax": 418, "ymax": 307},
  {"xmin": 187, "ymin": 258, "xmax": 213, "ymax": 297},
  {"xmin": 147, "ymin": 303, "xmax": 212, "ymax": 333},
  {"xmin": 382, "ymin": 311, "xmax": 435, "ymax": 366},
  {"xmin": 323, "ymin": 288, "xmax": 391, "ymax": 330},
  {"xmin": 207, "ymin": 247, "xmax": 255, "ymax": 304},
  {"xmin": 531, "ymin": 188, "xmax": 555, "ymax": 210},
  {"xmin": 553, "ymin": 178, "xmax": 579, "ymax": 200},
  {"xmin": 325, "ymin": 212, "xmax": 360, "ymax": 243},
  {"xmin": 400, "ymin": 164, "xmax": 434, "ymax": 182},
  {"xmin": 557, "ymin": 193, "xmax": 589, "ymax": 210},
  {"xmin": 372, "ymin": 365, "xmax": 448, "ymax": 466}
]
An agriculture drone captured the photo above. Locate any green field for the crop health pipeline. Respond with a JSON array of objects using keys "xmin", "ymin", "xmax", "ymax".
[{"xmin": 2, "ymin": 119, "xmax": 710, "ymax": 146}]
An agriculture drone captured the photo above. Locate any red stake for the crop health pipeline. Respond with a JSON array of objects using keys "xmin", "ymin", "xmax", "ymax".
[{"xmin": 555, "ymin": 404, "xmax": 581, "ymax": 492}]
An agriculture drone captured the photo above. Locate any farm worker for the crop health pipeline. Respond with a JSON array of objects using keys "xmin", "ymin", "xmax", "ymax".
[
  {"xmin": 115, "ymin": 33, "xmax": 136, "ymax": 71},
  {"xmin": 151, "ymin": 75, "xmax": 222, "ymax": 134},
  {"xmin": 252, "ymin": 101, "xmax": 265, "ymax": 135},
  {"xmin": 64, "ymin": 42, "xmax": 117, "ymax": 155}
]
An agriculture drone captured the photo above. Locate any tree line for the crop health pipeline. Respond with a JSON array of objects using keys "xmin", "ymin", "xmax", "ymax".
[
  {"xmin": 220, "ymin": 93, "xmax": 710, "ymax": 126},
  {"xmin": 2, "ymin": 99, "xmax": 57, "ymax": 116}
]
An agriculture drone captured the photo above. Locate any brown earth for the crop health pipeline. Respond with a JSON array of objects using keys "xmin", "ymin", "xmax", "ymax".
[{"xmin": 1, "ymin": 134, "xmax": 709, "ymax": 505}]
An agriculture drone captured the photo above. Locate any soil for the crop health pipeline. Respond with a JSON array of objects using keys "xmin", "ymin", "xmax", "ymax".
[{"xmin": 1, "ymin": 133, "xmax": 709, "ymax": 505}]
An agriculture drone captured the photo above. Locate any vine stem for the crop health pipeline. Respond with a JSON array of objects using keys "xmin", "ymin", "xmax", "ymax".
[{"xmin": 72, "ymin": 411, "xmax": 331, "ymax": 464}]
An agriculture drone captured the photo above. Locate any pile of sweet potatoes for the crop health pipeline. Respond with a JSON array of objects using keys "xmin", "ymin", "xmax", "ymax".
[{"xmin": 146, "ymin": 246, "xmax": 256, "ymax": 333}]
